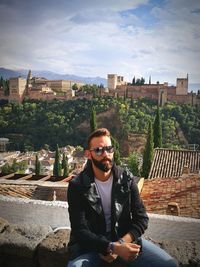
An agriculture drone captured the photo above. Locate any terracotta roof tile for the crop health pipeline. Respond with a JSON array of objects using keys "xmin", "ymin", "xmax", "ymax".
[{"xmin": 149, "ymin": 149, "xmax": 200, "ymax": 179}]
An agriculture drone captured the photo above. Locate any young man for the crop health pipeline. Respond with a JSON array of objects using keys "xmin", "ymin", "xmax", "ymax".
[{"xmin": 67, "ymin": 128, "xmax": 178, "ymax": 267}]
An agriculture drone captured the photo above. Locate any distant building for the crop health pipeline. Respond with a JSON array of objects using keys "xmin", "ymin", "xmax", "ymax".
[
  {"xmin": 107, "ymin": 74, "xmax": 126, "ymax": 90},
  {"xmin": 0, "ymin": 70, "xmax": 85, "ymax": 103},
  {"xmin": 9, "ymin": 77, "xmax": 26, "ymax": 102},
  {"xmin": 107, "ymin": 74, "xmax": 200, "ymax": 106}
]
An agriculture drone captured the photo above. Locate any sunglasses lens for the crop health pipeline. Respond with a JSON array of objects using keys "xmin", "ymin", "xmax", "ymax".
[
  {"xmin": 93, "ymin": 146, "xmax": 114, "ymax": 156},
  {"xmin": 94, "ymin": 147, "xmax": 103, "ymax": 156},
  {"xmin": 107, "ymin": 146, "xmax": 114, "ymax": 153}
]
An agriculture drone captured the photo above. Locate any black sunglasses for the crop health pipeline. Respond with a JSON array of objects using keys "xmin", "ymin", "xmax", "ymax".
[{"xmin": 90, "ymin": 145, "xmax": 114, "ymax": 156}]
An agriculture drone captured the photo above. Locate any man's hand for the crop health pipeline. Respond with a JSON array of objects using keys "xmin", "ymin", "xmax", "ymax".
[{"xmin": 114, "ymin": 242, "xmax": 141, "ymax": 262}]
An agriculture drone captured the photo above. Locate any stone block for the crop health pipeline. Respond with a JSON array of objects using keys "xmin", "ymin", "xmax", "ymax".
[
  {"xmin": 161, "ymin": 240, "xmax": 200, "ymax": 267},
  {"xmin": 0, "ymin": 222, "xmax": 52, "ymax": 258},
  {"xmin": 0, "ymin": 217, "xmax": 9, "ymax": 233},
  {"xmin": 38, "ymin": 228, "xmax": 124, "ymax": 267},
  {"xmin": 38, "ymin": 229, "xmax": 70, "ymax": 267}
]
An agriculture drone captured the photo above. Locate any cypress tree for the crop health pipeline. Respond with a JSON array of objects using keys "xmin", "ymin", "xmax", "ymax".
[
  {"xmin": 130, "ymin": 96, "xmax": 134, "ymax": 108},
  {"xmin": 90, "ymin": 107, "xmax": 97, "ymax": 133},
  {"xmin": 35, "ymin": 154, "xmax": 41, "ymax": 176},
  {"xmin": 62, "ymin": 153, "xmax": 69, "ymax": 177},
  {"xmin": 0, "ymin": 76, "xmax": 3, "ymax": 87},
  {"xmin": 53, "ymin": 144, "xmax": 62, "ymax": 177},
  {"xmin": 132, "ymin": 76, "xmax": 136, "ymax": 85},
  {"xmin": 141, "ymin": 121, "xmax": 154, "ymax": 178},
  {"xmin": 153, "ymin": 106, "xmax": 162, "ymax": 148},
  {"xmin": 128, "ymin": 151, "xmax": 140, "ymax": 176},
  {"xmin": 149, "ymin": 76, "xmax": 151, "ymax": 84},
  {"xmin": 111, "ymin": 136, "xmax": 121, "ymax": 165}
]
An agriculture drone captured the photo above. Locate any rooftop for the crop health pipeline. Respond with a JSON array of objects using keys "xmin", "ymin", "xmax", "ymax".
[{"xmin": 148, "ymin": 148, "xmax": 200, "ymax": 179}]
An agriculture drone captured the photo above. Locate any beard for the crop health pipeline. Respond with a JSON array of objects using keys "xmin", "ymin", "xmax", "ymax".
[{"xmin": 90, "ymin": 155, "xmax": 114, "ymax": 172}]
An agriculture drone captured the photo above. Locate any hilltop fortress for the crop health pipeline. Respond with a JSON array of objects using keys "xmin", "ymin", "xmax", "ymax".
[
  {"xmin": 107, "ymin": 74, "xmax": 200, "ymax": 106},
  {"xmin": 0, "ymin": 70, "xmax": 84, "ymax": 103},
  {"xmin": 0, "ymin": 71, "xmax": 199, "ymax": 105}
]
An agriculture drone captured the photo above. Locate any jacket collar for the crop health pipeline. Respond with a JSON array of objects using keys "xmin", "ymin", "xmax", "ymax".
[{"xmin": 81, "ymin": 160, "xmax": 132, "ymax": 221}]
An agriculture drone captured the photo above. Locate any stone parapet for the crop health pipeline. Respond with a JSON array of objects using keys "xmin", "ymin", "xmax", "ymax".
[{"xmin": 0, "ymin": 217, "xmax": 200, "ymax": 267}]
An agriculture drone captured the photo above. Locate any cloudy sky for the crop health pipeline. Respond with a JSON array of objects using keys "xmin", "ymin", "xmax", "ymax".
[{"xmin": 0, "ymin": 0, "xmax": 200, "ymax": 84}]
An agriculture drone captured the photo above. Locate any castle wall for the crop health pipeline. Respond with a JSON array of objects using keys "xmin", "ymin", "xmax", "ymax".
[
  {"xmin": 167, "ymin": 93, "xmax": 197, "ymax": 105},
  {"xmin": 28, "ymin": 90, "xmax": 72, "ymax": 101},
  {"xmin": 46, "ymin": 80, "xmax": 84, "ymax": 92}
]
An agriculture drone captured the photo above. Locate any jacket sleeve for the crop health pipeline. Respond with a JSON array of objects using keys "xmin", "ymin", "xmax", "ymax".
[
  {"xmin": 67, "ymin": 180, "xmax": 110, "ymax": 254},
  {"xmin": 128, "ymin": 174, "xmax": 149, "ymax": 240}
]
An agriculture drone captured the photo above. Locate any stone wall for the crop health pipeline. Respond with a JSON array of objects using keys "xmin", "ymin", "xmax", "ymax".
[
  {"xmin": 0, "ymin": 217, "xmax": 200, "ymax": 267},
  {"xmin": 0, "ymin": 195, "xmax": 69, "ymax": 228},
  {"xmin": 1, "ymin": 195, "xmax": 200, "ymax": 266}
]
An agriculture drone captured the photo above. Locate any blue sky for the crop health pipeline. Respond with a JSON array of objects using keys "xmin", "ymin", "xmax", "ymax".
[{"xmin": 0, "ymin": 0, "xmax": 200, "ymax": 84}]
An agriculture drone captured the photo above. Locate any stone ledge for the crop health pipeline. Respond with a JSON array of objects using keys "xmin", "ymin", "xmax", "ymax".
[{"xmin": 0, "ymin": 218, "xmax": 200, "ymax": 267}]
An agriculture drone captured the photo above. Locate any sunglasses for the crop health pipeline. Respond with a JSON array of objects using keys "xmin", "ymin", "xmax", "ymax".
[{"xmin": 90, "ymin": 145, "xmax": 114, "ymax": 156}]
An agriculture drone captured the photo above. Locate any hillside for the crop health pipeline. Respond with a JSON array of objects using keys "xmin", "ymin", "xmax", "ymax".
[{"xmin": 0, "ymin": 97, "xmax": 199, "ymax": 154}]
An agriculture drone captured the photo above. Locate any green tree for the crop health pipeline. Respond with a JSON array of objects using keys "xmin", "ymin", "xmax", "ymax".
[
  {"xmin": 62, "ymin": 153, "xmax": 69, "ymax": 177},
  {"xmin": 0, "ymin": 76, "xmax": 3, "ymax": 87},
  {"xmin": 111, "ymin": 136, "xmax": 121, "ymax": 165},
  {"xmin": 132, "ymin": 76, "xmax": 136, "ymax": 85},
  {"xmin": 141, "ymin": 121, "xmax": 154, "ymax": 178},
  {"xmin": 53, "ymin": 144, "xmax": 62, "ymax": 176},
  {"xmin": 90, "ymin": 107, "xmax": 97, "ymax": 133},
  {"xmin": 141, "ymin": 77, "xmax": 145, "ymax": 85},
  {"xmin": 130, "ymin": 96, "xmax": 134, "ymax": 109},
  {"xmin": 11, "ymin": 159, "xmax": 18, "ymax": 173},
  {"xmin": 4, "ymin": 80, "xmax": 9, "ymax": 95},
  {"xmin": 128, "ymin": 151, "xmax": 140, "ymax": 176},
  {"xmin": 72, "ymin": 83, "xmax": 78, "ymax": 91},
  {"xmin": 1, "ymin": 163, "xmax": 12, "ymax": 174},
  {"xmin": 43, "ymin": 144, "xmax": 49, "ymax": 151},
  {"xmin": 153, "ymin": 106, "xmax": 162, "ymax": 148},
  {"xmin": 35, "ymin": 154, "xmax": 41, "ymax": 175}
]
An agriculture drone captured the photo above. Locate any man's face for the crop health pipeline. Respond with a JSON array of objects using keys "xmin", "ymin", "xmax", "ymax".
[{"xmin": 87, "ymin": 135, "xmax": 114, "ymax": 172}]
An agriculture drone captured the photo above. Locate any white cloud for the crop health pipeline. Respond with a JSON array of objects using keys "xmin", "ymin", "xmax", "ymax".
[{"xmin": 0, "ymin": 0, "xmax": 200, "ymax": 83}]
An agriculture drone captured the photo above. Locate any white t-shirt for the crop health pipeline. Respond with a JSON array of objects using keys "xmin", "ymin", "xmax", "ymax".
[{"xmin": 95, "ymin": 174, "xmax": 113, "ymax": 232}]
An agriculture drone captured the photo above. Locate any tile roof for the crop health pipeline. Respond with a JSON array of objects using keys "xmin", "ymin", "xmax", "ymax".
[
  {"xmin": 148, "ymin": 149, "xmax": 200, "ymax": 179},
  {"xmin": 141, "ymin": 173, "xmax": 200, "ymax": 219},
  {"xmin": 0, "ymin": 173, "xmax": 71, "ymax": 201},
  {"xmin": 0, "ymin": 183, "xmax": 68, "ymax": 201},
  {"xmin": 0, "ymin": 184, "xmax": 37, "ymax": 199}
]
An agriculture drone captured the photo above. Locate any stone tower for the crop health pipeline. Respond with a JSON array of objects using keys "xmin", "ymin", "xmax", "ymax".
[
  {"xmin": 107, "ymin": 74, "xmax": 118, "ymax": 90},
  {"xmin": 107, "ymin": 74, "xmax": 125, "ymax": 90},
  {"xmin": 176, "ymin": 74, "xmax": 188, "ymax": 95},
  {"xmin": 9, "ymin": 77, "xmax": 26, "ymax": 102}
]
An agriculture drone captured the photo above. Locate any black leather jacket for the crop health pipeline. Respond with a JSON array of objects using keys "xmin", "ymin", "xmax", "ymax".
[{"xmin": 67, "ymin": 163, "xmax": 149, "ymax": 259}]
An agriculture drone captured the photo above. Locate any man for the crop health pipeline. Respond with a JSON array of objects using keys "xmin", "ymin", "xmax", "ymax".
[{"xmin": 67, "ymin": 128, "xmax": 178, "ymax": 267}]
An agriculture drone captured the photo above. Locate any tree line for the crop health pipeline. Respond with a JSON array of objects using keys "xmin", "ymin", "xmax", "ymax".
[{"xmin": 0, "ymin": 96, "xmax": 199, "ymax": 177}]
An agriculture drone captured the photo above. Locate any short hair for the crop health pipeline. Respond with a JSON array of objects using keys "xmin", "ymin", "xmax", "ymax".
[{"xmin": 87, "ymin": 128, "xmax": 111, "ymax": 148}]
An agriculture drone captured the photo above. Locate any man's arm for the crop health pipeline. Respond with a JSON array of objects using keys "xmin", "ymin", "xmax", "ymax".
[
  {"xmin": 127, "ymin": 175, "xmax": 149, "ymax": 241},
  {"xmin": 67, "ymin": 180, "xmax": 109, "ymax": 254}
]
